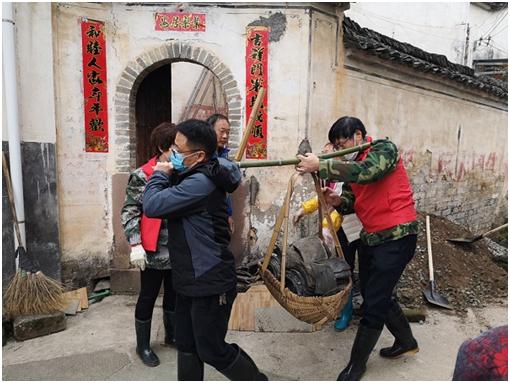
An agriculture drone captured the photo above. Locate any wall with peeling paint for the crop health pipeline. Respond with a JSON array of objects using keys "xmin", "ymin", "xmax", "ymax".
[
  {"xmin": 46, "ymin": 2, "xmax": 342, "ymax": 284},
  {"xmin": 338, "ymin": 48, "xmax": 507, "ymax": 234}
]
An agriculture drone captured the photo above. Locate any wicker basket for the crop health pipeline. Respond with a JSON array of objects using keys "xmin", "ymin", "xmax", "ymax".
[
  {"xmin": 260, "ymin": 268, "xmax": 352, "ymax": 329},
  {"xmin": 260, "ymin": 172, "xmax": 352, "ymax": 330}
]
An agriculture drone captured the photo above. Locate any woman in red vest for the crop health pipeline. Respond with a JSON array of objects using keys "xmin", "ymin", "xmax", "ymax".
[
  {"xmin": 121, "ymin": 122, "xmax": 177, "ymax": 367},
  {"xmin": 297, "ymin": 116, "xmax": 419, "ymax": 381}
]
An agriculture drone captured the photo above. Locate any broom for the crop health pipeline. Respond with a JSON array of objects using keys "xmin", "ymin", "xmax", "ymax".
[{"xmin": 2, "ymin": 152, "xmax": 64, "ymax": 317}]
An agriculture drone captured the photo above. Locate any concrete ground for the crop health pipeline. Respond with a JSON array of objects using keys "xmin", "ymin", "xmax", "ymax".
[{"xmin": 2, "ymin": 295, "xmax": 507, "ymax": 381}]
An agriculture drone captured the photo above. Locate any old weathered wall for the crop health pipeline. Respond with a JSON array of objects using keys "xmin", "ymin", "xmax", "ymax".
[
  {"xmin": 50, "ymin": 3, "xmax": 334, "ymax": 282},
  {"xmin": 336, "ymin": 48, "xmax": 507, "ymax": 233}
]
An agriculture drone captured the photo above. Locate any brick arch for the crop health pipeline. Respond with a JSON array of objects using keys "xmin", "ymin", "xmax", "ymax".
[{"xmin": 114, "ymin": 42, "xmax": 242, "ymax": 172}]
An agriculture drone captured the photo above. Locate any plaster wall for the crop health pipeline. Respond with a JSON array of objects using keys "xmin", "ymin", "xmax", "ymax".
[
  {"xmin": 51, "ymin": 2, "xmax": 324, "ymax": 281},
  {"xmin": 337, "ymin": 53, "xmax": 508, "ymax": 233},
  {"xmin": 13, "ymin": 2, "xmax": 57, "ymax": 144}
]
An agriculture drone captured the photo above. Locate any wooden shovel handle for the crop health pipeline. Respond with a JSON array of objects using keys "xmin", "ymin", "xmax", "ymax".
[
  {"xmin": 425, "ymin": 215, "xmax": 434, "ymax": 282},
  {"xmin": 482, "ymin": 223, "xmax": 508, "ymax": 238},
  {"xmin": 234, "ymin": 88, "xmax": 265, "ymax": 162}
]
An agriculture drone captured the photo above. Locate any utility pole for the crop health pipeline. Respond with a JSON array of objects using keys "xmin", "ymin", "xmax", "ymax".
[{"xmin": 463, "ymin": 23, "xmax": 470, "ymax": 66}]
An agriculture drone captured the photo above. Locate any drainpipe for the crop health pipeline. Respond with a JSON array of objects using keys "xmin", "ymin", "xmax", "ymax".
[{"xmin": 3, "ymin": 2, "xmax": 26, "ymax": 269}]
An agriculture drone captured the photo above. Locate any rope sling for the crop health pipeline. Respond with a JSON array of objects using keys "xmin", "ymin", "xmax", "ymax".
[{"xmin": 259, "ymin": 171, "xmax": 352, "ymax": 330}]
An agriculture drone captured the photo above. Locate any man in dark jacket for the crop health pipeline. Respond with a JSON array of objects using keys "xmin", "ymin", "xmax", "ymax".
[{"xmin": 143, "ymin": 119, "xmax": 267, "ymax": 381}]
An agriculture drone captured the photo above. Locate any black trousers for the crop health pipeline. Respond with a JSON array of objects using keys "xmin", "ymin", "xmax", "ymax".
[
  {"xmin": 358, "ymin": 234, "xmax": 417, "ymax": 330},
  {"xmin": 337, "ymin": 227, "xmax": 361, "ymax": 272},
  {"xmin": 175, "ymin": 288, "xmax": 238, "ymax": 371},
  {"xmin": 135, "ymin": 268, "xmax": 176, "ymax": 321}
]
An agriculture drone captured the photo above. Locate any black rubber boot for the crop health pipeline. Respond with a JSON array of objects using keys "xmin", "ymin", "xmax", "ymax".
[
  {"xmin": 220, "ymin": 344, "xmax": 268, "ymax": 381},
  {"xmin": 337, "ymin": 325, "xmax": 382, "ymax": 381},
  {"xmin": 163, "ymin": 310, "xmax": 176, "ymax": 346},
  {"xmin": 135, "ymin": 318, "xmax": 160, "ymax": 367},
  {"xmin": 380, "ymin": 304, "xmax": 419, "ymax": 359},
  {"xmin": 177, "ymin": 351, "xmax": 204, "ymax": 381}
]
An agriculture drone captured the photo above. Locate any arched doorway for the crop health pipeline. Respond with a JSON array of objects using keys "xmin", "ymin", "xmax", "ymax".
[
  {"xmin": 135, "ymin": 61, "xmax": 228, "ymax": 166},
  {"xmin": 113, "ymin": 42, "xmax": 242, "ymax": 172}
]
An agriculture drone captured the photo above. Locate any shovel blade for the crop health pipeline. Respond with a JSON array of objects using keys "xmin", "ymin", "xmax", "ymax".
[
  {"xmin": 447, "ymin": 237, "xmax": 474, "ymax": 244},
  {"xmin": 423, "ymin": 284, "xmax": 453, "ymax": 310}
]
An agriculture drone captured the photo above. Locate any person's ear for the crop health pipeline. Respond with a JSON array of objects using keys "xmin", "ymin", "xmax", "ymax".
[
  {"xmin": 196, "ymin": 151, "xmax": 206, "ymax": 163},
  {"xmin": 354, "ymin": 130, "xmax": 363, "ymax": 144}
]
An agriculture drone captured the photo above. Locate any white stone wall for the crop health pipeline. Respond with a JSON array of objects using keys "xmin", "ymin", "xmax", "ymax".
[
  {"xmin": 339, "ymin": 51, "xmax": 508, "ymax": 234},
  {"xmin": 5, "ymin": 2, "xmax": 56, "ymax": 144}
]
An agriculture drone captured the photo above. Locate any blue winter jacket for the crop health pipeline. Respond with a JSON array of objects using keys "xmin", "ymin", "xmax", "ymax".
[
  {"xmin": 143, "ymin": 157, "xmax": 241, "ymax": 296},
  {"xmin": 218, "ymin": 147, "xmax": 233, "ymax": 217}
]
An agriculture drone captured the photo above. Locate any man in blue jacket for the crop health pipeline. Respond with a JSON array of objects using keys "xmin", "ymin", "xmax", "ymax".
[{"xmin": 143, "ymin": 119, "xmax": 267, "ymax": 381}]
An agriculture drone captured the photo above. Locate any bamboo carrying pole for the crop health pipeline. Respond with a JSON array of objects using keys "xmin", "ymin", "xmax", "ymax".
[
  {"xmin": 234, "ymin": 87, "xmax": 265, "ymax": 162},
  {"xmin": 237, "ymin": 142, "xmax": 372, "ymax": 168}
]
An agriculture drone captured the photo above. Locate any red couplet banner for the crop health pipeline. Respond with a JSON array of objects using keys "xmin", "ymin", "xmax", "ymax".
[
  {"xmin": 81, "ymin": 19, "xmax": 108, "ymax": 152},
  {"xmin": 245, "ymin": 27, "xmax": 269, "ymax": 159}
]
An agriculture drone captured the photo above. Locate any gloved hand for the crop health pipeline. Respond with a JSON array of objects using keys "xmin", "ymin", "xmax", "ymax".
[{"xmin": 130, "ymin": 244, "xmax": 146, "ymax": 271}]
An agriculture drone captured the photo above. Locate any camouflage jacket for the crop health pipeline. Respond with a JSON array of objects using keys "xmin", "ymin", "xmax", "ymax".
[
  {"xmin": 120, "ymin": 166, "xmax": 171, "ymax": 269},
  {"xmin": 318, "ymin": 138, "xmax": 418, "ymax": 246}
]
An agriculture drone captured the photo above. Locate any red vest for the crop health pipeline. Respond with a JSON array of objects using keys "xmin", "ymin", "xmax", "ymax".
[
  {"xmin": 350, "ymin": 139, "xmax": 416, "ymax": 234},
  {"xmin": 140, "ymin": 157, "xmax": 162, "ymax": 252}
]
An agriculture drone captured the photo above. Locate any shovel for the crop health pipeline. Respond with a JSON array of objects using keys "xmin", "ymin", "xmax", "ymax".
[
  {"xmin": 447, "ymin": 223, "xmax": 508, "ymax": 244},
  {"xmin": 423, "ymin": 215, "xmax": 453, "ymax": 310}
]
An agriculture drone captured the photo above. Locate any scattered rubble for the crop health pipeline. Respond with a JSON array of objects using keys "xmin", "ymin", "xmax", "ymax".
[{"xmin": 396, "ymin": 213, "xmax": 508, "ymax": 313}]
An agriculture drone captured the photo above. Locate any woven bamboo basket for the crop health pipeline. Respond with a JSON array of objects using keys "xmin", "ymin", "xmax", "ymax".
[
  {"xmin": 260, "ymin": 268, "xmax": 352, "ymax": 329},
  {"xmin": 259, "ymin": 172, "xmax": 352, "ymax": 330}
]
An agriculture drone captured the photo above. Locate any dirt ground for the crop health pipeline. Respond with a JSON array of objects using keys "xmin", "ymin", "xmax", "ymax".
[{"xmin": 396, "ymin": 213, "xmax": 508, "ymax": 312}]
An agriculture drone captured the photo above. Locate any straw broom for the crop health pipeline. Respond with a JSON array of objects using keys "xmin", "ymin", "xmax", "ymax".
[{"xmin": 2, "ymin": 152, "xmax": 64, "ymax": 317}]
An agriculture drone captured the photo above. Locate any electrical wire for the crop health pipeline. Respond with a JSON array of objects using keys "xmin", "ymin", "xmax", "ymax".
[
  {"xmin": 490, "ymin": 23, "xmax": 508, "ymax": 38},
  {"xmin": 479, "ymin": 10, "xmax": 508, "ymax": 40},
  {"xmin": 354, "ymin": 11, "xmax": 462, "ymax": 43},
  {"xmin": 471, "ymin": 10, "xmax": 502, "ymax": 33},
  {"xmin": 352, "ymin": 7, "xmax": 463, "ymax": 30}
]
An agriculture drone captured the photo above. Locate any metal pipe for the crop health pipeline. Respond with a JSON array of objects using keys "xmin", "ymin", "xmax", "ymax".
[
  {"xmin": 3, "ymin": 2, "xmax": 26, "ymax": 269},
  {"xmin": 237, "ymin": 142, "xmax": 371, "ymax": 168}
]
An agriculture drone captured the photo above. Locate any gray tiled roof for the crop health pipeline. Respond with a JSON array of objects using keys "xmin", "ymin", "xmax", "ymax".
[{"xmin": 343, "ymin": 17, "xmax": 507, "ymax": 100}]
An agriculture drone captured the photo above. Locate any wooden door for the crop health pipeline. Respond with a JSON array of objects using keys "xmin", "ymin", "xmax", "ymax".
[{"xmin": 135, "ymin": 64, "xmax": 172, "ymax": 167}]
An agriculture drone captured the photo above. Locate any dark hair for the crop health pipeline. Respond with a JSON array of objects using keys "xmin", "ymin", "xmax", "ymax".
[
  {"xmin": 328, "ymin": 116, "xmax": 367, "ymax": 142},
  {"xmin": 206, "ymin": 113, "xmax": 230, "ymax": 127},
  {"xmin": 151, "ymin": 122, "xmax": 176, "ymax": 157},
  {"xmin": 176, "ymin": 119, "xmax": 217, "ymax": 159}
]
